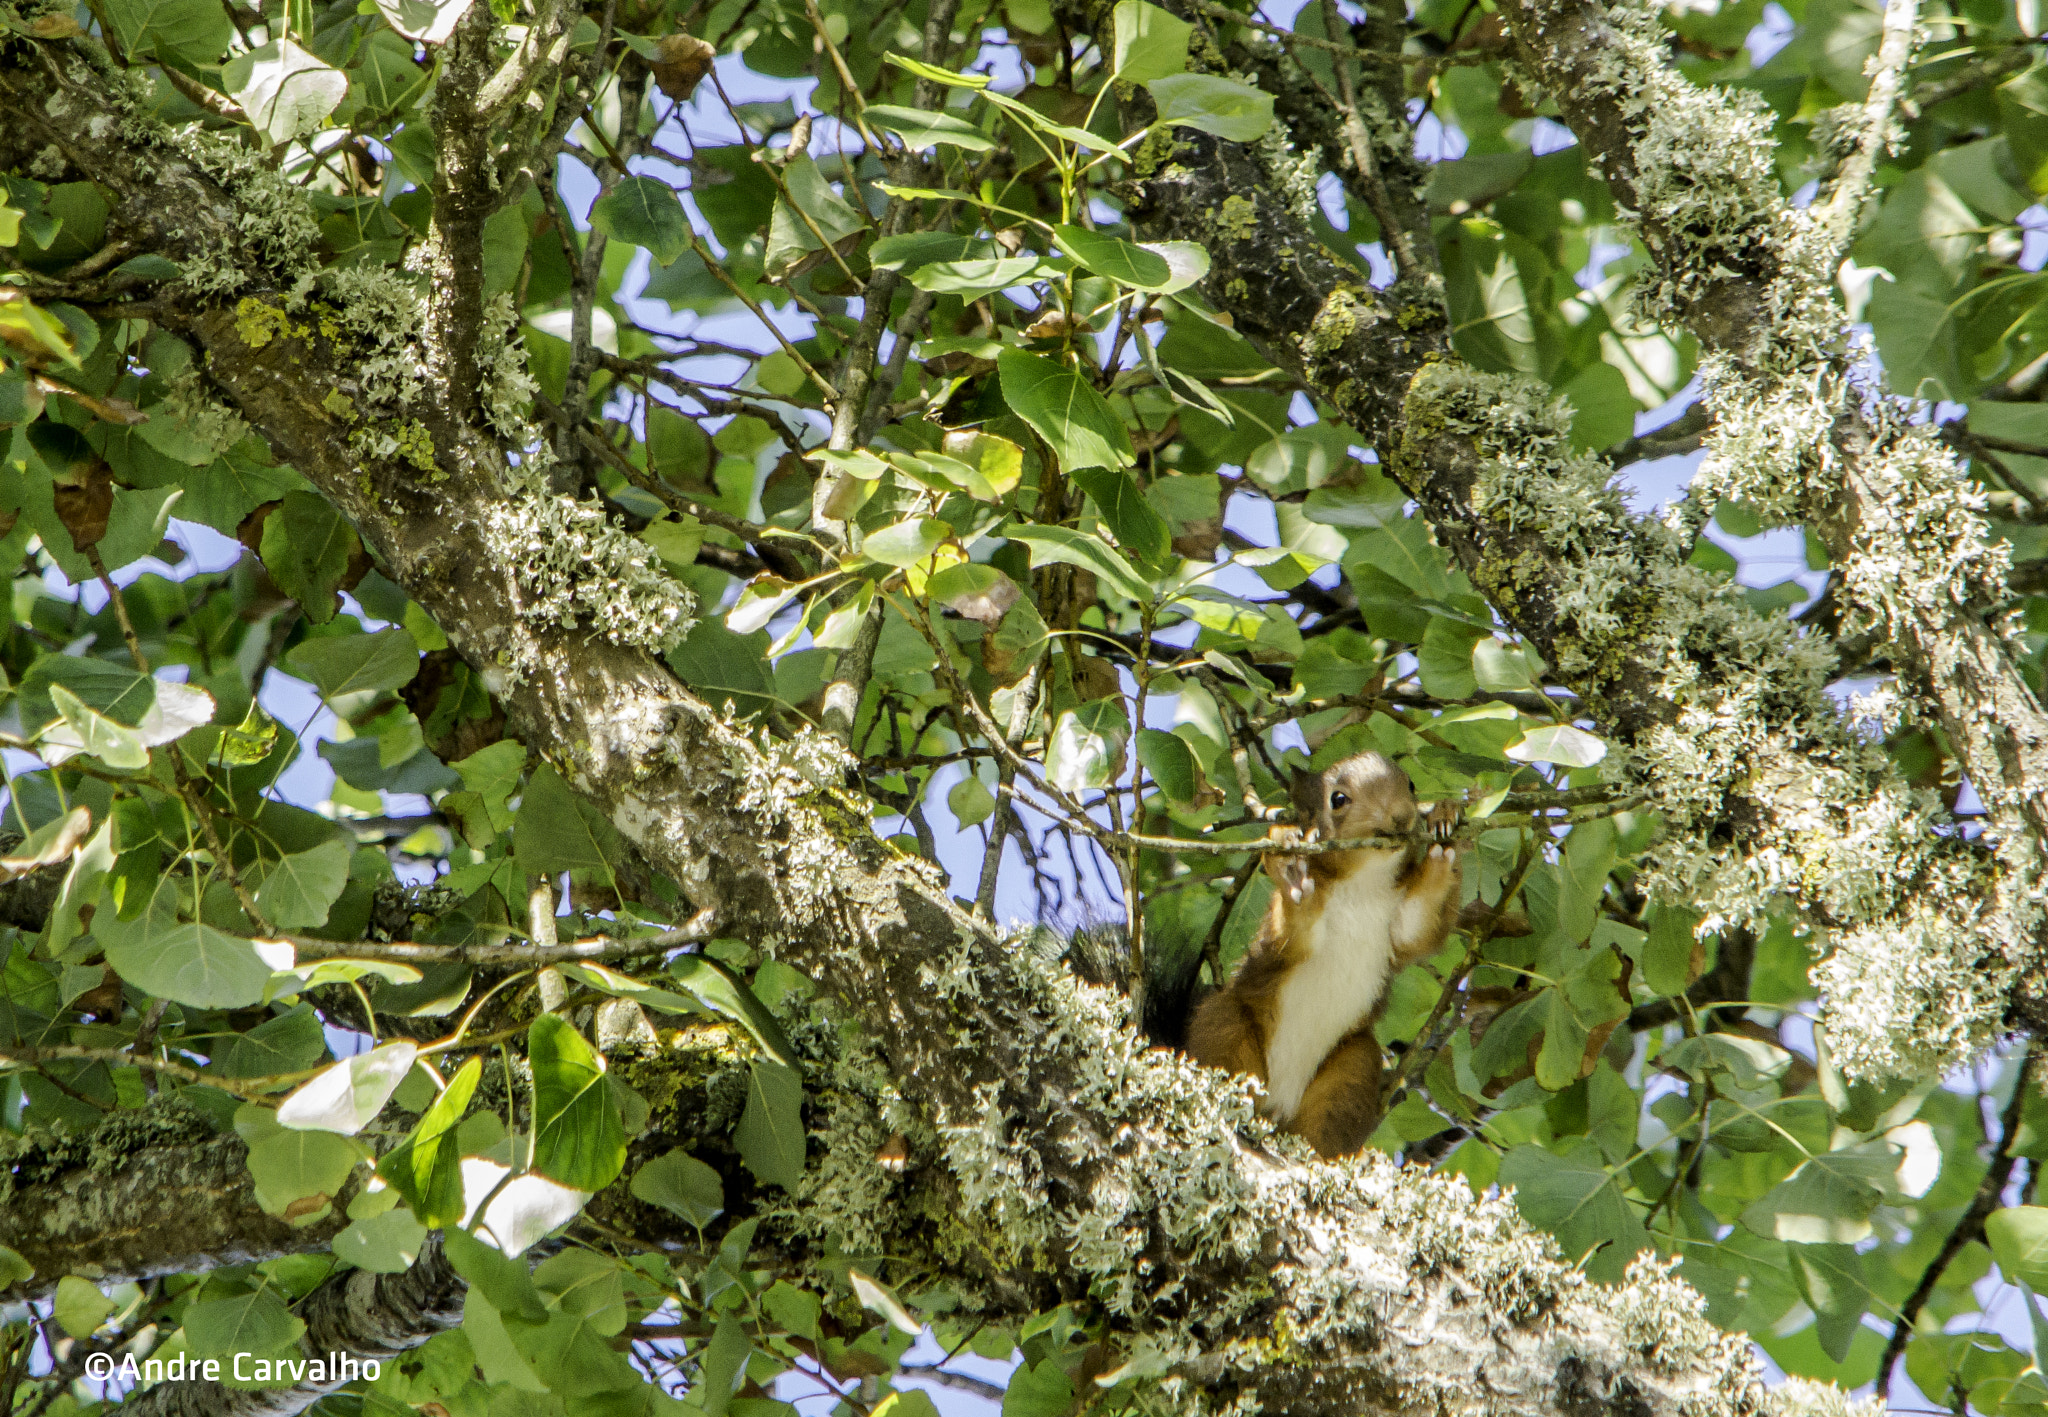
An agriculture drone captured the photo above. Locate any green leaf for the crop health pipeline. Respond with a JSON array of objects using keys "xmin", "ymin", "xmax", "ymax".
[
  {"xmin": 765, "ymin": 156, "xmax": 867, "ymax": 282},
  {"xmin": 948, "ymin": 771, "xmax": 996, "ymax": 827},
  {"xmin": 182, "ymin": 1288, "xmax": 305, "ymax": 1364},
  {"xmin": 1789, "ymin": 1243, "xmax": 1871, "ymax": 1363},
  {"xmin": 0, "ymin": 1243, "xmax": 34, "ymax": 1290},
  {"xmin": 279, "ymin": 1040, "xmax": 419, "ymax": 1134},
  {"xmin": 284, "ymin": 627, "xmax": 421, "ymax": 699},
  {"xmin": 694, "ymin": 1312, "xmax": 751, "ymax": 1417},
  {"xmin": 849, "ymin": 1268, "xmax": 923, "ymax": 1335},
  {"xmin": 763, "ymin": 1280, "xmax": 821, "ymax": 1340},
  {"xmin": 1417, "ymin": 618, "xmax": 1483, "ymax": 701},
  {"xmin": 376, "ymin": 1054, "xmax": 481, "ymax": 1228},
  {"xmin": 103, "ymin": 0, "xmax": 232, "ymax": 66},
  {"xmin": 223, "ymin": 40, "xmax": 347, "ymax": 145},
  {"xmin": 629, "ymin": 1148, "xmax": 725, "ymax": 1228},
  {"xmin": 529, "ymin": 1013, "xmax": 627, "ymax": 1191},
  {"xmin": 1146, "ymin": 74, "xmax": 1275, "ymax": 142},
  {"xmin": 44, "ymin": 682, "xmax": 147, "ymax": 769},
  {"xmin": 996, "ymin": 350, "xmax": 1135, "ymax": 472},
  {"xmin": 1499, "ymin": 1138, "xmax": 1649, "ymax": 1283},
  {"xmin": 1113, "ymin": 0, "xmax": 1193, "ymax": 81},
  {"xmin": 332, "ymin": 1203, "xmax": 428, "ymax": 1273},
  {"xmin": 240, "ymin": 1110, "xmax": 366, "ymax": 1225},
  {"xmin": 1069, "ymin": 465, "xmax": 1172, "ymax": 571},
  {"xmin": 513, "ymin": 763, "xmax": 621, "ymax": 891},
  {"xmin": 444, "ymin": 1226, "xmax": 548, "ymax": 1324},
  {"xmin": 870, "ymin": 232, "xmax": 994, "ymax": 272},
  {"xmin": 667, "ymin": 956, "xmax": 797, "ymax": 1065},
  {"xmin": 1639, "ymin": 905, "xmax": 1702, "ymax": 997},
  {"xmin": 1052, "ymin": 225, "xmax": 1173, "ymax": 290},
  {"xmin": 910, "ymin": 256, "xmax": 1051, "ymax": 301},
  {"xmin": 215, "ymin": 1003, "xmax": 325, "ymax": 1078},
  {"xmin": 253, "ymin": 838, "xmax": 351, "ymax": 931},
  {"xmin": 373, "ymin": 0, "xmax": 472, "ymax": 42},
  {"xmin": 1046, "ymin": 699, "xmax": 1130, "ymax": 793},
  {"xmin": 867, "ymin": 104, "xmax": 995, "ymax": 151},
  {"xmin": 101, "ymin": 915, "xmax": 285, "ymax": 1010},
  {"xmin": 1472, "ymin": 638, "xmax": 1535, "ymax": 692},
  {"xmin": 885, "ymin": 53, "xmax": 993, "ymax": 88},
  {"xmin": 1004, "ymin": 1357, "xmax": 1075, "ymax": 1417},
  {"xmin": 259, "ymin": 490, "xmax": 357, "ymax": 624},
  {"xmin": 1136, "ymin": 240, "xmax": 1210, "ymax": 295},
  {"xmin": 1989, "ymin": 1207, "xmax": 2048, "ymax": 1289},
  {"xmin": 1005, "ymin": 523, "xmax": 1152, "ymax": 603},
  {"xmin": 1136, "ymin": 729, "xmax": 1202, "ymax": 808},
  {"xmin": 1739, "ymin": 1151, "xmax": 1892, "ymax": 1244},
  {"xmin": 863, "ymin": 517, "xmax": 951, "ymax": 568},
  {"xmin": 734, "ymin": 1058, "xmax": 805, "ymax": 1191},
  {"xmin": 589, "ymin": 176, "xmax": 692, "ymax": 266},
  {"xmin": 1505, "ymin": 723, "xmax": 1607, "ymax": 767},
  {"xmin": 55, "ymin": 1276, "xmax": 113, "ymax": 1338},
  {"xmin": 1662, "ymin": 1032, "xmax": 1791, "ymax": 1091}
]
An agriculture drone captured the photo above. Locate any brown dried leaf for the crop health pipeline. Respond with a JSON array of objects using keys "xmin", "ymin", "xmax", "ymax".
[
  {"xmin": 1024, "ymin": 310, "xmax": 1080, "ymax": 340},
  {"xmin": 651, "ymin": 33, "xmax": 717, "ymax": 101},
  {"xmin": 51, "ymin": 461, "xmax": 113, "ymax": 552},
  {"xmin": 0, "ymin": 805, "xmax": 93, "ymax": 882},
  {"xmin": 920, "ymin": 352, "xmax": 995, "ymax": 378},
  {"xmin": 28, "ymin": 13, "xmax": 82, "ymax": 37},
  {"xmin": 32, "ymin": 373, "xmax": 147, "ymax": 426},
  {"xmin": 942, "ymin": 572, "xmax": 1019, "ymax": 626},
  {"xmin": 1073, "ymin": 653, "xmax": 1120, "ymax": 704}
]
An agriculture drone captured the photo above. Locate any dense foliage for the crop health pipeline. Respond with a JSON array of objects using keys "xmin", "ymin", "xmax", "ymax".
[{"xmin": 1, "ymin": 0, "xmax": 2047, "ymax": 1412}]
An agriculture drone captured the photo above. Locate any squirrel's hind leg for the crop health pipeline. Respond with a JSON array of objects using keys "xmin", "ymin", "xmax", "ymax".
[
  {"xmin": 1288, "ymin": 1031, "xmax": 1384, "ymax": 1158},
  {"xmin": 1186, "ymin": 991, "xmax": 1267, "ymax": 1080}
]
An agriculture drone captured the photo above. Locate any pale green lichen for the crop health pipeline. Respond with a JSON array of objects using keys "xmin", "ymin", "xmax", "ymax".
[
  {"xmin": 1217, "ymin": 195, "xmax": 1257, "ymax": 241},
  {"xmin": 1402, "ymin": 361, "xmax": 2024, "ymax": 1079},
  {"xmin": 1767, "ymin": 1377, "xmax": 1887, "ymax": 1417},
  {"xmin": 1301, "ymin": 287, "xmax": 1372, "ymax": 360},
  {"xmin": 234, "ymin": 296, "xmax": 298, "ymax": 351},
  {"xmin": 155, "ymin": 367, "xmax": 250, "ymax": 460},
  {"xmin": 137, "ymin": 123, "xmax": 323, "ymax": 295},
  {"xmin": 481, "ymin": 449, "xmax": 697, "ymax": 661},
  {"xmin": 1253, "ymin": 122, "xmax": 1320, "ymax": 228},
  {"xmin": 476, "ymin": 293, "xmax": 540, "ymax": 440},
  {"xmin": 322, "ymin": 264, "xmax": 429, "ymax": 413}
]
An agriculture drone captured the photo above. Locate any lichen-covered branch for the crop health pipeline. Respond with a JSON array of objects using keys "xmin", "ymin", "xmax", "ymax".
[
  {"xmin": 0, "ymin": 33, "xmax": 1827, "ymax": 1417},
  {"xmin": 1495, "ymin": 0, "xmax": 2048, "ymax": 1077},
  {"xmin": 118, "ymin": 1236, "xmax": 464, "ymax": 1417},
  {"xmin": 0, "ymin": 1109, "xmax": 354, "ymax": 1305}
]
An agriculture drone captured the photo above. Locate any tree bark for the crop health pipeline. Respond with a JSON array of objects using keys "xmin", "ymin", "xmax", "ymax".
[{"xmin": 0, "ymin": 33, "xmax": 1794, "ymax": 1416}]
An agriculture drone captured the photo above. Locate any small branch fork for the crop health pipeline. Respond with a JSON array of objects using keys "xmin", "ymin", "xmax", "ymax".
[{"xmin": 1876, "ymin": 1043, "xmax": 2042, "ymax": 1400}]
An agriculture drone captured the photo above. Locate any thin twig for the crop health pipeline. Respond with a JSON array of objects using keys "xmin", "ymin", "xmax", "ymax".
[
  {"xmin": 1816, "ymin": 0, "xmax": 1920, "ymax": 248},
  {"xmin": 1876, "ymin": 1042, "xmax": 2041, "ymax": 1400}
]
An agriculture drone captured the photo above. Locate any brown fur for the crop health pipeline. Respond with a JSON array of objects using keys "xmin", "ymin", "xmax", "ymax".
[{"xmin": 1186, "ymin": 752, "xmax": 1463, "ymax": 1158}]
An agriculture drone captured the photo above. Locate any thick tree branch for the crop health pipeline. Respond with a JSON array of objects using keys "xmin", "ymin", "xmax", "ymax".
[
  {"xmin": 0, "ymin": 1124, "xmax": 355, "ymax": 1306},
  {"xmin": 0, "ymin": 36, "xmax": 1789, "ymax": 1416},
  {"xmin": 1495, "ymin": 0, "xmax": 2048, "ymax": 1075},
  {"xmin": 118, "ymin": 1234, "xmax": 464, "ymax": 1416}
]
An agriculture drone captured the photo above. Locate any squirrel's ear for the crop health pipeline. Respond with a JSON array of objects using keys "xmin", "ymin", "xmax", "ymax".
[{"xmin": 1287, "ymin": 765, "xmax": 1321, "ymax": 819}]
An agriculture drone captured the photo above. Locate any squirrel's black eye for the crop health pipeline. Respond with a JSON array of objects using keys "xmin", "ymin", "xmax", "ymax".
[{"xmin": 1329, "ymin": 792, "xmax": 1350, "ymax": 810}]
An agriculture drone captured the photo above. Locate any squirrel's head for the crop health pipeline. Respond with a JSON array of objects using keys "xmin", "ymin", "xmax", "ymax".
[{"xmin": 1292, "ymin": 751, "xmax": 1417, "ymax": 846}]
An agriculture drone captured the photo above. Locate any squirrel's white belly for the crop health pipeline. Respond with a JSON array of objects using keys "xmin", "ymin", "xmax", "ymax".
[{"xmin": 1260, "ymin": 857, "xmax": 1403, "ymax": 1122}]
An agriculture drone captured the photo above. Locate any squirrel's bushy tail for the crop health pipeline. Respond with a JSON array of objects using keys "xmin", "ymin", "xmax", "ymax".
[{"xmin": 1026, "ymin": 919, "xmax": 1204, "ymax": 1050}]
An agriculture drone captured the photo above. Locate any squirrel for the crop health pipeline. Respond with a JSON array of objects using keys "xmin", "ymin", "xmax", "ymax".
[{"xmin": 1186, "ymin": 751, "xmax": 1463, "ymax": 1158}]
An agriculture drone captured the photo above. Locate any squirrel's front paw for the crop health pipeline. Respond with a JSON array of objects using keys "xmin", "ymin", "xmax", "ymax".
[
  {"xmin": 1279, "ymin": 855, "xmax": 1314, "ymax": 904},
  {"xmin": 1267, "ymin": 826, "xmax": 1315, "ymax": 903},
  {"xmin": 1423, "ymin": 801, "xmax": 1463, "ymax": 848}
]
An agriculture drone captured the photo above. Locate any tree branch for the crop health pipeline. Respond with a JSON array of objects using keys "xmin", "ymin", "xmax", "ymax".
[{"xmin": 0, "ymin": 38, "xmax": 1789, "ymax": 1414}]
